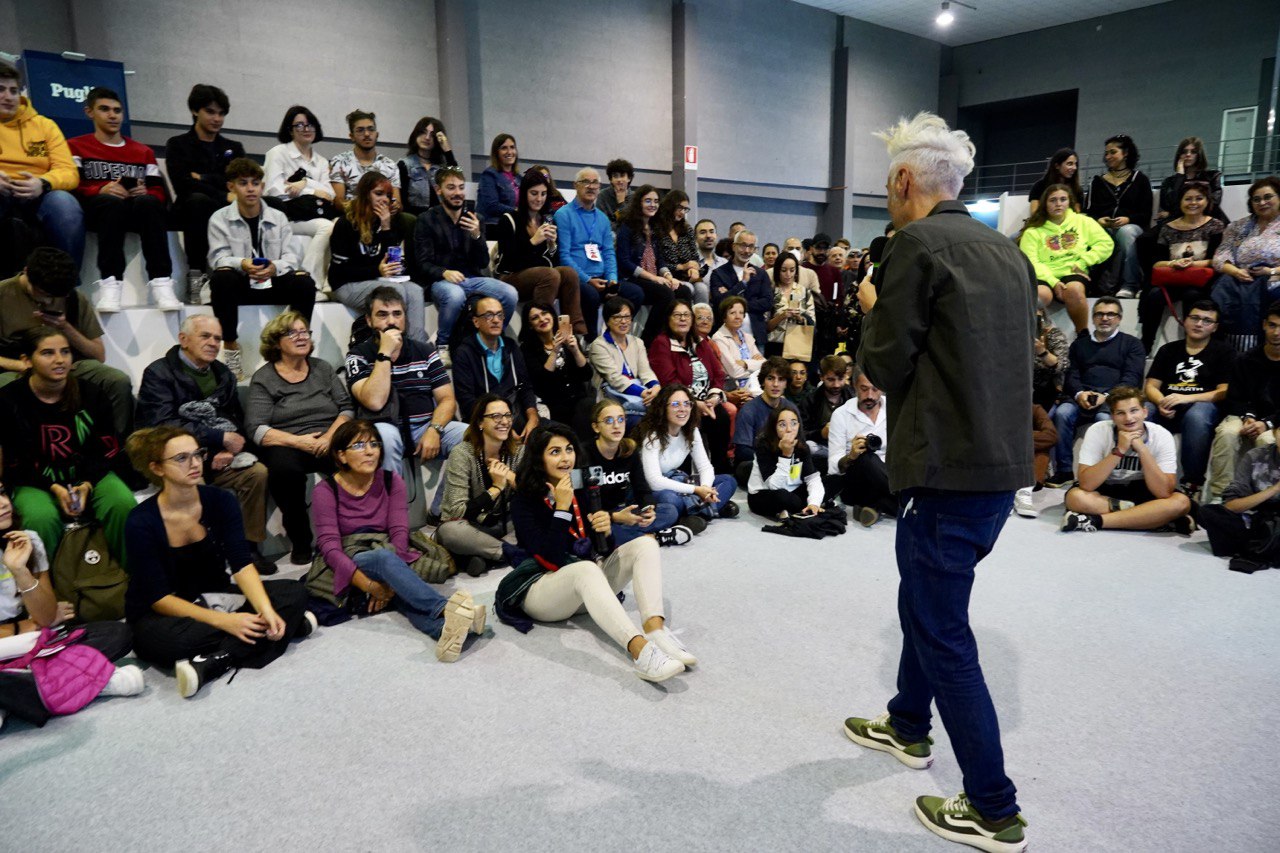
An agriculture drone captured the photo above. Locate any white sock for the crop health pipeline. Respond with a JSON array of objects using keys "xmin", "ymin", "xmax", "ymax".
[{"xmin": 99, "ymin": 665, "xmax": 145, "ymax": 697}]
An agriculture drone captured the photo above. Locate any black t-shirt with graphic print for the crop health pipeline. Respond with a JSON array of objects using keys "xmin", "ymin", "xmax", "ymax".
[{"xmin": 1146, "ymin": 339, "xmax": 1235, "ymax": 396}]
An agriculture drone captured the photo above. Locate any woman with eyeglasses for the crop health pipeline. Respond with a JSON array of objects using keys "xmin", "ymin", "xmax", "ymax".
[
  {"xmin": 747, "ymin": 406, "xmax": 824, "ymax": 519},
  {"xmin": 588, "ymin": 296, "xmax": 660, "ymax": 428},
  {"xmin": 477, "ymin": 133, "xmax": 520, "ymax": 225},
  {"xmin": 1156, "ymin": 137, "xmax": 1224, "ymax": 223},
  {"xmin": 398, "ymin": 116, "xmax": 459, "ymax": 216},
  {"xmin": 635, "ymin": 384, "xmax": 739, "ymax": 525},
  {"xmin": 437, "ymin": 395, "xmax": 526, "ymax": 577},
  {"xmin": 0, "ymin": 327, "xmax": 136, "ymax": 562},
  {"xmin": 262, "ymin": 105, "xmax": 334, "ymax": 223},
  {"xmin": 616, "ymin": 185, "xmax": 689, "ymax": 341},
  {"xmin": 1085, "ymin": 134, "xmax": 1153, "ymax": 298},
  {"xmin": 1210, "ymin": 176, "xmax": 1280, "ymax": 351},
  {"xmin": 498, "ymin": 422, "xmax": 695, "ymax": 683},
  {"xmin": 123, "ymin": 426, "xmax": 315, "ymax": 698},
  {"xmin": 518, "ymin": 302, "xmax": 594, "ymax": 436},
  {"xmin": 494, "ymin": 168, "xmax": 586, "ymax": 336},
  {"xmin": 648, "ymin": 298, "xmax": 733, "ymax": 474},
  {"xmin": 310, "ymin": 420, "xmax": 484, "ymax": 662},
  {"xmin": 245, "ymin": 311, "xmax": 352, "ymax": 565},
  {"xmin": 655, "ymin": 190, "xmax": 704, "ymax": 300}
]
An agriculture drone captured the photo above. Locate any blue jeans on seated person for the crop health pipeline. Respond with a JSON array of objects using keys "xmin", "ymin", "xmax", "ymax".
[
  {"xmin": 1144, "ymin": 400, "xmax": 1220, "ymax": 485},
  {"xmin": 651, "ymin": 470, "xmax": 737, "ymax": 519},
  {"xmin": 887, "ymin": 488, "xmax": 1019, "ymax": 822},
  {"xmin": 430, "ymin": 276, "xmax": 518, "ymax": 347},
  {"xmin": 373, "ymin": 418, "xmax": 467, "ymax": 515},
  {"xmin": 1210, "ymin": 273, "xmax": 1272, "ymax": 347},
  {"xmin": 1104, "ymin": 223, "xmax": 1143, "ymax": 291},
  {"xmin": 1051, "ymin": 400, "xmax": 1111, "ymax": 476},
  {"xmin": 354, "ymin": 549, "xmax": 448, "ymax": 638},
  {"xmin": 0, "ymin": 189, "xmax": 86, "ymax": 266},
  {"xmin": 601, "ymin": 384, "xmax": 648, "ymax": 430},
  {"xmin": 612, "ymin": 501, "xmax": 680, "ymax": 546},
  {"xmin": 578, "ymin": 279, "xmax": 645, "ymax": 339}
]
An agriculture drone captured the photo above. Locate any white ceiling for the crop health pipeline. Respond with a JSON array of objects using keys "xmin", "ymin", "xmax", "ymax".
[{"xmin": 794, "ymin": 0, "xmax": 1173, "ymax": 47}]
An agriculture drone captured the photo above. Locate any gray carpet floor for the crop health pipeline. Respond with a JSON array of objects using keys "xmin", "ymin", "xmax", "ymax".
[{"xmin": 2, "ymin": 486, "xmax": 1277, "ymax": 852}]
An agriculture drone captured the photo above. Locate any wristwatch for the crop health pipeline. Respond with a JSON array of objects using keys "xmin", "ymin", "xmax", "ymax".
[
  {"xmin": 374, "ymin": 353, "xmax": 392, "ymax": 363},
  {"xmin": 430, "ymin": 422, "xmax": 446, "ymax": 436},
  {"xmin": 1112, "ymin": 447, "xmax": 1125, "ymax": 458}
]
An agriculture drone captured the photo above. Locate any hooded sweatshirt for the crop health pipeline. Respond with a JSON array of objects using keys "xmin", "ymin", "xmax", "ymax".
[
  {"xmin": 1018, "ymin": 209, "xmax": 1114, "ymax": 287},
  {"xmin": 0, "ymin": 97, "xmax": 79, "ymax": 190}
]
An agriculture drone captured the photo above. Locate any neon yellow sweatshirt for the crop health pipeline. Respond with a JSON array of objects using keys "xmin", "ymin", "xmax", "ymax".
[
  {"xmin": 0, "ymin": 97, "xmax": 79, "ymax": 191},
  {"xmin": 1018, "ymin": 209, "xmax": 1113, "ymax": 287}
]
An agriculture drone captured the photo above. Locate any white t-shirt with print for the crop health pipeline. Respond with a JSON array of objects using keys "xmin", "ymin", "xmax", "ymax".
[{"xmin": 1078, "ymin": 420, "xmax": 1177, "ymax": 483}]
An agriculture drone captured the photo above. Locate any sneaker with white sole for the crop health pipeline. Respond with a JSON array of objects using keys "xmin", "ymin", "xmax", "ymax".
[
  {"xmin": 100, "ymin": 664, "xmax": 146, "ymax": 697},
  {"xmin": 186, "ymin": 269, "xmax": 206, "ymax": 304},
  {"xmin": 632, "ymin": 639, "xmax": 684, "ymax": 682},
  {"xmin": 843, "ymin": 711, "xmax": 934, "ymax": 769},
  {"xmin": 1060, "ymin": 510, "xmax": 1101, "ymax": 532},
  {"xmin": 645, "ymin": 625, "xmax": 697, "ymax": 666},
  {"xmin": 149, "ymin": 277, "xmax": 182, "ymax": 311},
  {"xmin": 914, "ymin": 792, "xmax": 1028, "ymax": 853},
  {"xmin": 1013, "ymin": 487, "xmax": 1036, "ymax": 518},
  {"xmin": 653, "ymin": 525, "xmax": 693, "ymax": 547},
  {"xmin": 220, "ymin": 346, "xmax": 245, "ymax": 382},
  {"xmin": 436, "ymin": 590, "xmax": 479, "ymax": 662},
  {"xmin": 95, "ymin": 276, "xmax": 122, "ymax": 313},
  {"xmin": 1115, "ymin": 286, "xmax": 1138, "ymax": 299},
  {"xmin": 297, "ymin": 610, "xmax": 319, "ymax": 638},
  {"xmin": 175, "ymin": 650, "xmax": 235, "ymax": 698}
]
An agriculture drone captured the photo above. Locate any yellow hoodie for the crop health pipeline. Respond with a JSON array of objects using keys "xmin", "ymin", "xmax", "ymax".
[
  {"xmin": 0, "ymin": 96, "xmax": 79, "ymax": 191},
  {"xmin": 1018, "ymin": 208, "xmax": 1113, "ymax": 288}
]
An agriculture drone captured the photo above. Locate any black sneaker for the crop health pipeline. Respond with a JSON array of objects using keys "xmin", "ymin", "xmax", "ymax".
[
  {"xmin": 1043, "ymin": 474, "xmax": 1074, "ymax": 489},
  {"xmin": 1172, "ymin": 514, "xmax": 1198, "ymax": 536},
  {"xmin": 290, "ymin": 544, "xmax": 313, "ymax": 566},
  {"xmin": 175, "ymin": 650, "xmax": 235, "ymax": 699},
  {"xmin": 718, "ymin": 500, "xmax": 740, "ymax": 519},
  {"xmin": 249, "ymin": 545, "xmax": 279, "ymax": 576},
  {"xmin": 296, "ymin": 610, "xmax": 318, "ymax": 639},
  {"xmin": 1060, "ymin": 511, "xmax": 1101, "ymax": 532},
  {"xmin": 463, "ymin": 555, "xmax": 488, "ymax": 577},
  {"xmin": 653, "ymin": 525, "xmax": 693, "ymax": 547},
  {"xmin": 1228, "ymin": 556, "xmax": 1271, "ymax": 574},
  {"xmin": 677, "ymin": 515, "xmax": 708, "ymax": 535}
]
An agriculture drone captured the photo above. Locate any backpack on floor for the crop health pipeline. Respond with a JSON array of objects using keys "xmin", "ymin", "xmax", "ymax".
[{"xmin": 49, "ymin": 522, "xmax": 128, "ymax": 623}]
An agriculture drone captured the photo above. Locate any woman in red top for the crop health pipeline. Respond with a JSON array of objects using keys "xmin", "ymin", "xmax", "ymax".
[{"xmin": 647, "ymin": 298, "xmax": 732, "ymax": 473}]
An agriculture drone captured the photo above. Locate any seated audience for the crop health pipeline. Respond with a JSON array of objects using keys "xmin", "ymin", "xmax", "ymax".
[
  {"xmin": 123, "ymin": 427, "xmax": 314, "ymax": 698},
  {"xmin": 1019, "ymin": 183, "xmax": 1114, "ymax": 333},
  {"xmin": 1141, "ymin": 181, "xmax": 1225, "ymax": 350},
  {"xmin": 398, "ymin": 116, "xmax": 459, "ymax": 215},
  {"xmin": 69, "ymin": 86, "xmax": 178, "ymax": 312},
  {"xmin": 785, "ymin": 359, "xmax": 813, "ymax": 406},
  {"xmin": 1014, "ymin": 404, "xmax": 1060, "ymax": 518},
  {"xmin": 1049, "ymin": 297, "xmax": 1145, "ymax": 486},
  {"xmin": 494, "ymin": 168, "xmax": 585, "ymax": 335},
  {"xmin": 1199, "ymin": 423, "xmax": 1280, "ymax": 572},
  {"xmin": 207, "ymin": 157, "xmax": 316, "ymax": 380},
  {"xmin": 345, "ymin": 287, "xmax": 465, "ymax": 515},
  {"xmin": 518, "ymin": 301, "xmax": 593, "ymax": 435},
  {"xmin": 0, "ymin": 247, "xmax": 133, "ymax": 435},
  {"xmin": 711, "ymin": 295, "xmax": 765, "ymax": 398},
  {"xmin": 766, "ymin": 253, "xmax": 816, "ymax": 359},
  {"xmin": 694, "ymin": 218, "xmax": 727, "ymax": 281},
  {"xmin": 709, "ymin": 229, "xmax": 772, "ymax": 344},
  {"xmin": 656, "ymin": 190, "xmax": 703, "ymax": 300},
  {"xmin": 587, "ymin": 296, "xmax": 659, "ymax": 425},
  {"xmin": 616, "ymin": 184, "xmax": 689, "ymax": 342},
  {"xmin": 1085, "ymin": 134, "xmax": 1152, "ymax": 298},
  {"xmin": 0, "ymin": 327, "xmax": 135, "ymax": 560},
  {"xmin": 498, "ymin": 423, "xmax": 694, "ymax": 682},
  {"xmin": 733, "ymin": 357, "xmax": 798, "ymax": 481},
  {"xmin": 827, "ymin": 364, "xmax": 895, "ymax": 526},
  {"xmin": 136, "ymin": 314, "xmax": 274, "ymax": 573},
  {"xmin": 262, "ymin": 105, "xmax": 334, "ymax": 223},
  {"xmin": 747, "ymin": 407, "xmax": 824, "ymax": 519},
  {"xmin": 1026, "ymin": 148, "xmax": 1083, "ymax": 216},
  {"xmin": 414, "ymin": 166, "xmax": 518, "ymax": 363},
  {"xmin": 638, "ymin": 384, "xmax": 739, "ymax": 524},
  {"xmin": 1061, "ymin": 386, "xmax": 1194, "ymax": 534},
  {"xmin": 437, "ymin": 395, "xmax": 525, "ymax": 577},
  {"xmin": 584, "ymin": 399, "xmax": 693, "ymax": 547},
  {"xmin": 450, "ymin": 296, "xmax": 538, "ymax": 438},
  {"xmin": 244, "ymin": 311, "xmax": 352, "ymax": 565},
  {"xmin": 692, "ymin": 301, "xmax": 715, "ymax": 339},
  {"xmin": 1211, "ymin": 177, "xmax": 1280, "ymax": 351},
  {"xmin": 165, "ymin": 84, "xmax": 245, "ymax": 296},
  {"xmin": 0, "ymin": 61, "xmax": 83, "ymax": 271},
  {"xmin": 799, "ymin": 354, "xmax": 854, "ymax": 471},
  {"xmin": 1144, "ymin": 300, "xmax": 1232, "ymax": 494},
  {"xmin": 329, "ymin": 110, "xmax": 402, "ymax": 213},
  {"xmin": 1208, "ymin": 303, "xmax": 1280, "ymax": 499},
  {"xmin": 477, "ymin": 133, "xmax": 520, "ymax": 225},
  {"xmin": 1032, "ymin": 306, "xmax": 1070, "ymax": 413},
  {"xmin": 648, "ymin": 298, "xmax": 731, "ymax": 473},
  {"xmin": 597, "ymin": 158, "xmax": 633, "ymax": 226},
  {"xmin": 328, "ymin": 171, "xmax": 426, "ymax": 342},
  {"xmin": 527, "ymin": 165, "xmax": 567, "ymax": 215},
  {"xmin": 1157, "ymin": 137, "xmax": 1223, "ymax": 223}
]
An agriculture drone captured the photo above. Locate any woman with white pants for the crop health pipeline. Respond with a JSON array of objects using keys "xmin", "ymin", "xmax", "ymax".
[{"xmin": 496, "ymin": 422, "xmax": 696, "ymax": 683}]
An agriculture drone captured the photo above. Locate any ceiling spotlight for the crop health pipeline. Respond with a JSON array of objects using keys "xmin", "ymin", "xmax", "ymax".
[{"xmin": 936, "ymin": 0, "xmax": 974, "ymax": 27}]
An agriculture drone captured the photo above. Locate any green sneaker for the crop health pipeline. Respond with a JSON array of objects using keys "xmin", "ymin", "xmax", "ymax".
[
  {"xmin": 843, "ymin": 711, "xmax": 934, "ymax": 769},
  {"xmin": 914, "ymin": 792, "xmax": 1027, "ymax": 853}
]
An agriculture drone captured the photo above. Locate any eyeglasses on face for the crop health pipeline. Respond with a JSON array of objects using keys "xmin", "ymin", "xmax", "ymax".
[
  {"xmin": 292, "ymin": 122, "xmax": 316, "ymax": 131},
  {"xmin": 598, "ymin": 416, "xmax": 626, "ymax": 426},
  {"xmin": 164, "ymin": 447, "xmax": 209, "ymax": 467},
  {"xmin": 476, "ymin": 311, "xmax": 505, "ymax": 322},
  {"xmin": 345, "ymin": 440, "xmax": 382, "ymax": 452},
  {"xmin": 677, "ymin": 205, "xmax": 691, "ymax": 213},
  {"xmin": 609, "ymin": 314, "xmax": 632, "ymax": 322},
  {"xmin": 669, "ymin": 311, "xmax": 693, "ymax": 320},
  {"xmin": 1250, "ymin": 193, "xmax": 1278, "ymax": 204},
  {"xmin": 669, "ymin": 400, "xmax": 693, "ymax": 409},
  {"xmin": 1093, "ymin": 311, "xmax": 1121, "ymax": 319},
  {"xmin": 353, "ymin": 126, "xmax": 377, "ymax": 135},
  {"xmin": 483, "ymin": 412, "xmax": 514, "ymax": 422},
  {"xmin": 576, "ymin": 179, "xmax": 601, "ymax": 187},
  {"xmin": 438, "ymin": 166, "xmax": 465, "ymax": 179},
  {"xmin": 285, "ymin": 329, "xmax": 312, "ymax": 340},
  {"xmin": 1186, "ymin": 315, "xmax": 1218, "ymax": 325}
]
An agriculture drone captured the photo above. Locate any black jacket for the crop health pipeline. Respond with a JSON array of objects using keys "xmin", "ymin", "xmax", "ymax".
[
  {"xmin": 520, "ymin": 335, "xmax": 593, "ymax": 420},
  {"xmin": 494, "ymin": 212, "xmax": 556, "ymax": 276},
  {"xmin": 413, "ymin": 206, "xmax": 490, "ymax": 282},
  {"xmin": 1225, "ymin": 347, "xmax": 1280, "ymax": 421},
  {"xmin": 450, "ymin": 332, "xmax": 537, "ymax": 426},
  {"xmin": 799, "ymin": 386, "xmax": 854, "ymax": 444},
  {"xmin": 164, "ymin": 128, "xmax": 246, "ymax": 200},
  {"xmin": 136, "ymin": 345, "xmax": 243, "ymax": 450}
]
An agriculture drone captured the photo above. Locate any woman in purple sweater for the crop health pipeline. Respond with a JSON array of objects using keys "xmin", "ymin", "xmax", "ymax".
[{"xmin": 311, "ymin": 420, "xmax": 483, "ymax": 662}]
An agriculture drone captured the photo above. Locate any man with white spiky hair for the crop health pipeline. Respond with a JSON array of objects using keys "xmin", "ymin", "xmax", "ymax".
[{"xmin": 843, "ymin": 112, "xmax": 1036, "ymax": 853}]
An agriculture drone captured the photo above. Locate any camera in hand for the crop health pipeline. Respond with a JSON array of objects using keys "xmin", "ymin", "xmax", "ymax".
[{"xmin": 864, "ymin": 434, "xmax": 882, "ymax": 452}]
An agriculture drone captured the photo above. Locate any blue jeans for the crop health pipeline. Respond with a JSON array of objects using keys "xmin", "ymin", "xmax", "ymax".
[
  {"xmin": 612, "ymin": 501, "xmax": 680, "ymax": 546},
  {"xmin": 1051, "ymin": 401, "xmax": 1110, "ymax": 475},
  {"xmin": 651, "ymin": 471, "xmax": 737, "ymax": 518},
  {"xmin": 578, "ymin": 279, "xmax": 645, "ymax": 339},
  {"xmin": 374, "ymin": 419, "xmax": 467, "ymax": 514},
  {"xmin": 601, "ymin": 384, "xmax": 648, "ymax": 430},
  {"xmin": 0, "ymin": 189, "xmax": 86, "ymax": 266},
  {"xmin": 887, "ymin": 488, "xmax": 1019, "ymax": 821},
  {"xmin": 1144, "ymin": 401, "xmax": 1220, "ymax": 485},
  {"xmin": 354, "ymin": 549, "xmax": 448, "ymax": 638},
  {"xmin": 1105, "ymin": 223, "xmax": 1143, "ymax": 290},
  {"xmin": 430, "ymin": 276, "xmax": 518, "ymax": 347},
  {"xmin": 1210, "ymin": 273, "xmax": 1270, "ymax": 341}
]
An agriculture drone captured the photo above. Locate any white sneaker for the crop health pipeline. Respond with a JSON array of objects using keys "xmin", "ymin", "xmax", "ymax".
[
  {"xmin": 438, "ymin": 344, "xmax": 451, "ymax": 369},
  {"xmin": 1116, "ymin": 286, "xmax": 1138, "ymax": 299},
  {"xmin": 149, "ymin": 277, "xmax": 182, "ymax": 311},
  {"xmin": 633, "ymin": 639, "xmax": 684, "ymax": 682},
  {"xmin": 95, "ymin": 276, "xmax": 122, "ymax": 313},
  {"xmin": 100, "ymin": 664, "xmax": 145, "ymax": 697},
  {"xmin": 1013, "ymin": 487, "xmax": 1036, "ymax": 518},
  {"xmin": 645, "ymin": 625, "xmax": 697, "ymax": 667},
  {"xmin": 220, "ymin": 346, "xmax": 245, "ymax": 382}
]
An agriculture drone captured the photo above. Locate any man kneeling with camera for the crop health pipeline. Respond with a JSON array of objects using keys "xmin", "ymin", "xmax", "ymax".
[{"xmin": 827, "ymin": 363, "xmax": 897, "ymax": 527}]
